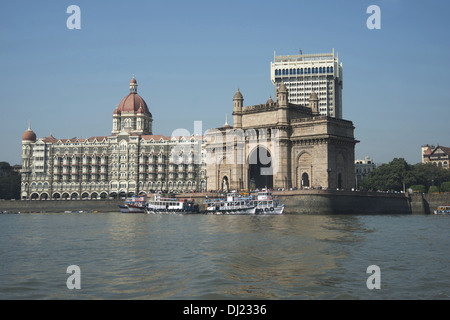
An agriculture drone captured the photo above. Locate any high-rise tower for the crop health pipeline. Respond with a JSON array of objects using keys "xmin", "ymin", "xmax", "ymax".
[{"xmin": 270, "ymin": 49, "xmax": 343, "ymax": 118}]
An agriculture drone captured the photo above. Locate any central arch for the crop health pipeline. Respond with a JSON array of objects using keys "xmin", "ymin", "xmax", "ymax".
[{"xmin": 248, "ymin": 146, "xmax": 273, "ymax": 190}]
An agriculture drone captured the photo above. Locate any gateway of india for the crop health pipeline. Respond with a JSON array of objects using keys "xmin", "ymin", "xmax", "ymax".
[{"xmin": 20, "ymin": 51, "xmax": 358, "ymax": 200}]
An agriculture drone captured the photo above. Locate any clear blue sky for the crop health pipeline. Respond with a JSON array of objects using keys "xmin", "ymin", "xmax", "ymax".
[{"xmin": 1, "ymin": 0, "xmax": 449, "ymax": 166}]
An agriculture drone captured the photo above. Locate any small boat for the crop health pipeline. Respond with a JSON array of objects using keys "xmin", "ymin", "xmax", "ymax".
[
  {"xmin": 204, "ymin": 192, "xmax": 256, "ymax": 215},
  {"xmin": 122, "ymin": 195, "xmax": 147, "ymax": 214},
  {"xmin": 118, "ymin": 205, "xmax": 128, "ymax": 213},
  {"xmin": 146, "ymin": 194, "xmax": 199, "ymax": 214},
  {"xmin": 434, "ymin": 205, "xmax": 450, "ymax": 215},
  {"xmin": 250, "ymin": 189, "xmax": 285, "ymax": 215}
]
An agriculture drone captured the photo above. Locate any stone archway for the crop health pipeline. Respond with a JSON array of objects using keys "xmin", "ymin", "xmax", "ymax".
[
  {"xmin": 248, "ymin": 146, "xmax": 273, "ymax": 190},
  {"xmin": 222, "ymin": 176, "xmax": 229, "ymax": 193},
  {"xmin": 301, "ymin": 172, "xmax": 310, "ymax": 188},
  {"xmin": 296, "ymin": 152, "xmax": 312, "ymax": 189}
]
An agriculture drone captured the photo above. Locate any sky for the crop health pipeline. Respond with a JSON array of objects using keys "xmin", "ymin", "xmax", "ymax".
[{"xmin": 1, "ymin": 0, "xmax": 449, "ymax": 166}]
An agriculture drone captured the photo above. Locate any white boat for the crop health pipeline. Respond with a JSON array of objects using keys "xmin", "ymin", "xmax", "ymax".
[
  {"xmin": 434, "ymin": 205, "xmax": 450, "ymax": 215},
  {"xmin": 146, "ymin": 194, "xmax": 199, "ymax": 214},
  {"xmin": 250, "ymin": 189, "xmax": 285, "ymax": 215},
  {"xmin": 122, "ymin": 195, "xmax": 147, "ymax": 213},
  {"xmin": 204, "ymin": 192, "xmax": 256, "ymax": 215}
]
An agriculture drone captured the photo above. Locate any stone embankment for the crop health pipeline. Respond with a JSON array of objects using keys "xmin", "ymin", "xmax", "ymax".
[{"xmin": 1, "ymin": 190, "xmax": 449, "ymax": 214}]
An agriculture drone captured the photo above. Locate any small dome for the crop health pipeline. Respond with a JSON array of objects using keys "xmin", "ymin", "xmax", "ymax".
[
  {"xmin": 309, "ymin": 91, "xmax": 319, "ymax": 100},
  {"xmin": 130, "ymin": 75, "xmax": 137, "ymax": 84},
  {"xmin": 233, "ymin": 88, "xmax": 243, "ymax": 99},
  {"xmin": 22, "ymin": 128, "xmax": 36, "ymax": 142},
  {"xmin": 266, "ymin": 96, "xmax": 274, "ymax": 105},
  {"xmin": 278, "ymin": 82, "xmax": 288, "ymax": 93}
]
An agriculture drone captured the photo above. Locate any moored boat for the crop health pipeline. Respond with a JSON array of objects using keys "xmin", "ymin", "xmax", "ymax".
[
  {"xmin": 146, "ymin": 194, "xmax": 199, "ymax": 214},
  {"xmin": 434, "ymin": 205, "xmax": 450, "ymax": 215},
  {"xmin": 121, "ymin": 195, "xmax": 147, "ymax": 213},
  {"xmin": 204, "ymin": 192, "xmax": 256, "ymax": 215},
  {"xmin": 250, "ymin": 189, "xmax": 285, "ymax": 215}
]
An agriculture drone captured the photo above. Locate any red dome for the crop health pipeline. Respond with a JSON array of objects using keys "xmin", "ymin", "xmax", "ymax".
[
  {"xmin": 117, "ymin": 93, "xmax": 151, "ymax": 116},
  {"xmin": 22, "ymin": 129, "xmax": 36, "ymax": 141},
  {"xmin": 116, "ymin": 76, "xmax": 152, "ymax": 116}
]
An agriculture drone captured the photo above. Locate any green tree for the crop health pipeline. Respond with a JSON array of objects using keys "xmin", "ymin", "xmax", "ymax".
[
  {"xmin": 440, "ymin": 181, "xmax": 450, "ymax": 192},
  {"xmin": 361, "ymin": 158, "xmax": 416, "ymax": 192},
  {"xmin": 0, "ymin": 162, "xmax": 20, "ymax": 200},
  {"xmin": 428, "ymin": 186, "xmax": 439, "ymax": 194},
  {"xmin": 412, "ymin": 163, "xmax": 450, "ymax": 192},
  {"xmin": 410, "ymin": 184, "xmax": 426, "ymax": 193}
]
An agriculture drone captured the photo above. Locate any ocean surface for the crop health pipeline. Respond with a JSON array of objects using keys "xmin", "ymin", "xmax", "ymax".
[{"xmin": 0, "ymin": 211, "xmax": 449, "ymax": 300}]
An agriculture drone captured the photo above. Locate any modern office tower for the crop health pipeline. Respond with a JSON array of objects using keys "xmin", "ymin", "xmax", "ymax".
[{"xmin": 270, "ymin": 49, "xmax": 343, "ymax": 118}]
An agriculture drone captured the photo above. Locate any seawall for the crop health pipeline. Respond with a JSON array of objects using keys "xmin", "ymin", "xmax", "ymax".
[
  {"xmin": 2, "ymin": 191, "xmax": 449, "ymax": 214},
  {"xmin": 0, "ymin": 199, "xmax": 123, "ymax": 213}
]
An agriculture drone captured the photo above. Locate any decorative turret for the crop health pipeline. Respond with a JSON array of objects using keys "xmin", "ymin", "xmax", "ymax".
[
  {"xmin": 277, "ymin": 82, "xmax": 288, "ymax": 107},
  {"xmin": 130, "ymin": 74, "xmax": 138, "ymax": 93},
  {"xmin": 309, "ymin": 91, "xmax": 319, "ymax": 115},
  {"xmin": 232, "ymin": 88, "xmax": 243, "ymax": 129},
  {"xmin": 277, "ymin": 82, "xmax": 289, "ymax": 125}
]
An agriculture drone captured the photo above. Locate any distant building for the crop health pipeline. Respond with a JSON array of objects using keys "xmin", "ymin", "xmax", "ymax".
[
  {"xmin": 422, "ymin": 145, "xmax": 450, "ymax": 169},
  {"xmin": 355, "ymin": 156, "xmax": 376, "ymax": 188},
  {"xmin": 270, "ymin": 49, "xmax": 343, "ymax": 118}
]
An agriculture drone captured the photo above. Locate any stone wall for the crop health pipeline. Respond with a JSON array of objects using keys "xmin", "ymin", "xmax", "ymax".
[
  {"xmin": 3, "ymin": 191, "xmax": 450, "ymax": 214},
  {"xmin": 0, "ymin": 199, "xmax": 123, "ymax": 213}
]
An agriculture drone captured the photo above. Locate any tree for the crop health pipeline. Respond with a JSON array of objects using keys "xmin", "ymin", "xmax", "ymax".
[
  {"xmin": 412, "ymin": 163, "xmax": 450, "ymax": 192},
  {"xmin": 0, "ymin": 162, "xmax": 20, "ymax": 200},
  {"xmin": 361, "ymin": 158, "xmax": 415, "ymax": 192},
  {"xmin": 361, "ymin": 158, "xmax": 450, "ymax": 193},
  {"xmin": 440, "ymin": 181, "xmax": 450, "ymax": 193},
  {"xmin": 410, "ymin": 185, "xmax": 426, "ymax": 193}
]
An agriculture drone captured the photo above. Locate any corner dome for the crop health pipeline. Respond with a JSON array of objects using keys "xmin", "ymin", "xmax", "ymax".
[
  {"xmin": 278, "ymin": 82, "xmax": 288, "ymax": 93},
  {"xmin": 233, "ymin": 88, "xmax": 243, "ymax": 99},
  {"xmin": 22, "ymin": 128, "xmax": 36, "ymax": 142},
  {"xmin": 309, "ymin": 91, "xmax": 319, "ymax": 100}
]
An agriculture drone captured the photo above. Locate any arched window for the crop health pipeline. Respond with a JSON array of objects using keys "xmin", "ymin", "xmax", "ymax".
[{"xmin": 327, "ymin": 67, "xmax": 330, "ymax": 73}]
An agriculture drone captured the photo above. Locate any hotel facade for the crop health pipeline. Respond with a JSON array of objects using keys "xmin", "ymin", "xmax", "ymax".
[{"xmin": 21, "ymin": 77, "xmax": 207, "ymax": 200}]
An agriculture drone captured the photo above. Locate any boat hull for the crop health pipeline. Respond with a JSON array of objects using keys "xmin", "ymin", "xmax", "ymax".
[
  {"xmin": 255, "ymin": 206, "xmax": 284, "ymax": 215},
  {"xmin": 205, "ymin": 206, "xmax": 257, "ymax": 215},
  {"xmin": 126, "ymin": 205, "xmax": 146, "ymax": 213}
]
